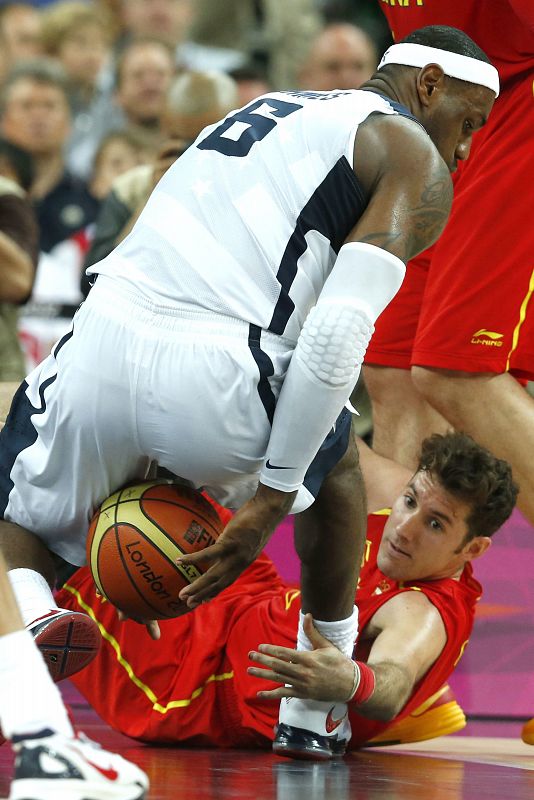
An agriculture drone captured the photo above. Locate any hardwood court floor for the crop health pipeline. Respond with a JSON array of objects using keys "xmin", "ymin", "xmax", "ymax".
[{"xmin": 1, "ymin": 704, "xmax": 533, "ymax": 800}]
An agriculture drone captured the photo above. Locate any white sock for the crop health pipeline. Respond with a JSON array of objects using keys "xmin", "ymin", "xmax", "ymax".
[
  {"xmin": 297, "ymin": 606, "xmax": 359, "ymax": 660},
  {"xmin": 8, "ymin": 569, "xmax": 58, "ymax": 627},
  {"xmin": 0, "ymin": 629, "xmax": 73, "ymax": 739}
]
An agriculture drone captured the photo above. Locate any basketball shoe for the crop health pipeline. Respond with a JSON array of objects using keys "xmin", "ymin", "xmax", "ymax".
[
  {"xmin": 9, "ymin": 728, "xmax": 148, "ymax": 800},
  {"xmin": 273, "ymin": 697, "xmax": 351, "ymax": 760},
  {"xmin": 28, "ymin": 609, "xmax": 101, "ymax": 682}
]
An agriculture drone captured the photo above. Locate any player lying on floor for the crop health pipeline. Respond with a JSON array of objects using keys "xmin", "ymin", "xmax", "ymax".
[{"xmin": 56, "ymin": 431, "xmax": 516, "ymax": 757}]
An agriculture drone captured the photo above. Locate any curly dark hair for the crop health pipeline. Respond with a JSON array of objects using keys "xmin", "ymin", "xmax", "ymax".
[{"xmin": 417, "ymin": 431, "xmax": 518, "ymax": 542}]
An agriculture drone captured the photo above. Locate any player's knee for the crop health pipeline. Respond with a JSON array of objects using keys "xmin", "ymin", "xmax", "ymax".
[
  {"xmin": 364, "ymin": 365, "xmax": 414, "ymax": 406},
  {"xmin": 411, "ymin": 365, "xmax": 450, "ymax": 404}
]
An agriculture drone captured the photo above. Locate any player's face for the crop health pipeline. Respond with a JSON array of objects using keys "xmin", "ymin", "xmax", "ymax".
[
  {"xmin": 377, "ymin": 470, "xmax": 475, "ymax": 582},
  {"xmin": 423, "ymin": 82, "xmax": 495, "ymax": 173}
]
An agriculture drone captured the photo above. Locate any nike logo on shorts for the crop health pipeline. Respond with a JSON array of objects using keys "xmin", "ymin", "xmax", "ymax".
[{"xmin": 265, "ymin": 460, "xmax": 294, "ymax": 470}]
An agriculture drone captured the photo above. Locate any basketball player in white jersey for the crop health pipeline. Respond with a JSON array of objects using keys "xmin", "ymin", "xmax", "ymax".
[{"xmin": 0, "ymin": 26, "xmax": 498, "ymax": 759}]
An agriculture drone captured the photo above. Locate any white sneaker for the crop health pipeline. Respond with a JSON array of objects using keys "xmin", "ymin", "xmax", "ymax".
[
  {"xmin": 27, "ymin": 609, "xmax": 101, "ymax": 682},
  {"xmin": 273, "ymin": 697, "xmax": 351, "ymax": 760},
  {"xmin": 9, "ymin": 728, "xmax": 149, "ymax": 800}
]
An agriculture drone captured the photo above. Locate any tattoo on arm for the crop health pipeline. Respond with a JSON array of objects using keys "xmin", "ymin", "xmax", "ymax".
[{"xmin": 405, "ymin": 178, "xmax": 453, "ymax": 260}]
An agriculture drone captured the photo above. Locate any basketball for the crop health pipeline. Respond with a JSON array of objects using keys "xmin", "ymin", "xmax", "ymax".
[{"xmin": 86, "ymin": 481, "xmax": 224, "ymax": 620}]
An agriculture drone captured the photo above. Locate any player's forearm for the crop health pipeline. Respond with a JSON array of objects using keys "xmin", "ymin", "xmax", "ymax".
[
  {"xmin": 260, "ymin": 243, "xmax": 405, "ymax": 492},
  {"xmin": 352, "ymin": 660, "xmax": 413, "ymax": 721},
  {"xmin": 0, "ymin": 231, "xmax": 34, "ymax": 303}
]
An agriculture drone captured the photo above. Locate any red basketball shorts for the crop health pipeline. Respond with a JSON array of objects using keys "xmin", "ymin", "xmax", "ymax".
[{"xmin": 366, "ymin": 74, "xmax": 534, "ymax": 379}]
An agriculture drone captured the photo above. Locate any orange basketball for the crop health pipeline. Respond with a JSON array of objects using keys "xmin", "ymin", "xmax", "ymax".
[{"xmin": 86, "ymin": 481, "xmax": 223, "ymax": 620}]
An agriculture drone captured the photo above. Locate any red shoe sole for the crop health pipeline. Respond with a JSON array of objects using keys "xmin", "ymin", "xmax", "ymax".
[{"xmin": 31, "ymin": 612, "xmax": 101, "ymax": 682}]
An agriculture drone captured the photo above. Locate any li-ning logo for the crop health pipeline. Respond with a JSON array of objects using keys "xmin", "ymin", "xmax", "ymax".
[{"xmin": 471, "ymin": 329, "xmax": 504, "ymax": 347}]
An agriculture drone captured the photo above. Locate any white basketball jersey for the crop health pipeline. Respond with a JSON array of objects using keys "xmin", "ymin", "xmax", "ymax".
[{"xmin": 90, "ymin": 90, "xmax": 407, "ymax": 341}]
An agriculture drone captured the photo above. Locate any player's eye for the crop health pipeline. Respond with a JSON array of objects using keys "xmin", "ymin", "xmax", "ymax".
[
  {"xmin": 463, "ymin": 119, "xmax": 473, "ymax": 133},
  {"xmin": 404, "ymin": 494, "xmax": 415, "ymax": 508},
  {"xmin": 429, "ymin": 518, "xmax": 443, "ymax": 532}
]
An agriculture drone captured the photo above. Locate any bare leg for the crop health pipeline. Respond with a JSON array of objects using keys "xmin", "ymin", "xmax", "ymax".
[
  {"xmin": 413, "ymin": 366, "xmax": 534, "ymax": 526},
  {"xmin": 364, "ymin": 364, "xmax": 449, "ymax": 468},
  {"xmin": 294, "ymin": 431, "xmax": 365, "ymax": 621},
  {"xmin": 0, "ymin": 520, "xmax": 56, "ymax": 588}
]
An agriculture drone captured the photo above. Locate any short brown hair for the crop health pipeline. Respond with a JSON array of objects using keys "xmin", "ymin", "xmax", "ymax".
[
  {"xmin": 40, "ymin": 1, "xmax": 112, "ymax": 55},
  {"xmin": 417, "ymin": 431, "xmax": 518, "ymax": 541}
]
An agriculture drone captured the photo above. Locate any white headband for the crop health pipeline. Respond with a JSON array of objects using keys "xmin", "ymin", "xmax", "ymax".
[{"xmin": 378, "ymin": 43, "xmax": 500, "ymax": 97}]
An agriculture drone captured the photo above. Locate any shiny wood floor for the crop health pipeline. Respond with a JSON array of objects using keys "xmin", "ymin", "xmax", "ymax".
[{"xmin": 1, "ymin": 704, "xmax": 533, "ymax": 800}]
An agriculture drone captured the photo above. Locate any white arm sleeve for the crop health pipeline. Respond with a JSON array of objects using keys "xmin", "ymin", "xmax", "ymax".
[{"xmin": 260, "ymin": 242, "xmax": 405, "ymax": 492}]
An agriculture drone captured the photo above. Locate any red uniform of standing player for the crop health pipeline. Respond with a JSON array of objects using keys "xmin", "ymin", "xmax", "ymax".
[{"xmin": 364, "ymin": 2, "xmax": 534, "ymax": 523}]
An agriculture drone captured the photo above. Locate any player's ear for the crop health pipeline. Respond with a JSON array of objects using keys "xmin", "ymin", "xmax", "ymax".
[
  {"xmin": 417, "ymin": 64, "xmax": 446, "ymax": 106},
  {"xmin": 462, "ymin": 536, "xmax": 491, "ymax": 562}
]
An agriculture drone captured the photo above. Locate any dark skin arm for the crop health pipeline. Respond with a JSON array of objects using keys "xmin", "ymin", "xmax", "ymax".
[{"xmin": 177, "ymin": 112, "xmax": 452, "ymax": 609}]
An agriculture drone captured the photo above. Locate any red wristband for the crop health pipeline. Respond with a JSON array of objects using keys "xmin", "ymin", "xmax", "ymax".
[{"xmin": 349, "ymin": 661, "xmax": 376, "ymax": 705}]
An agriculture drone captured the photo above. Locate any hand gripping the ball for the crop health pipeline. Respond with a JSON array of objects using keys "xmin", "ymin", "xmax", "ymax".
[{"xmin": 178, "ymin": 484, "xmax": 296, "ymax": 608}]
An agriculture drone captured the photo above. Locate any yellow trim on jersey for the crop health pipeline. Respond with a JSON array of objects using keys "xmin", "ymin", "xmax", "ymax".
[
  {"xmin": 371, "ymin": 508, "xmax": 391, "ymax": 516},
  {"xmin": 506, "ymin": 267, "xmax": 534, "ymax": 371},
  {"xmin": 410, "ymin": 685, "xmax": 450, "ymax": 717},
  {"xmin": 63, "ymin": 583, "xmax": 234, "ymax": 714},
  {"xmin": 284, "ymin": 589, "xmax": 301, "ymax": 611}
]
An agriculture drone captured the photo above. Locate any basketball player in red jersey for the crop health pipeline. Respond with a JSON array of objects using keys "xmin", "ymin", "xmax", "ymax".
[
  {"xmin": 364, "ymin": 8, "xmax": 534, "ymax": 515},
  {"xmin": 363, "ymin": 7, "xmax": 534, "ymax": 746},
  {"xmin": 55, "ymin": 432, "xmax": 517, "ymax": 759}
]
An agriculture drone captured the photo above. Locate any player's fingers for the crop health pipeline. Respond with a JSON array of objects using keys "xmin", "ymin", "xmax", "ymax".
[
  {"xmin": 248, "ymin": 651, "xmax": 303, "ymax": 681},
  {"xmin": 303, "ymin": 613, "xmax": 331, "ymax": 649},
  {"xmin": 146, "ymin": 620, "xmax": 161, "ymax": 640},
  {"xmin": 257, "ymin": 643, "xmax": 305, "ymax": 663},
  {"xmin": 177, "ymin": 541, "xmax": 225, "ymax": 566},
  {"xmin": 256, "ymin": 686, "xmax": 299, "ymax": 700},
  {"xmin": 178, "ymin": 568, "xmax": 229, "ymax": 605},
  {"xmin": 247, "ymin": 665, "xmax": 288, "ymax": 683}
]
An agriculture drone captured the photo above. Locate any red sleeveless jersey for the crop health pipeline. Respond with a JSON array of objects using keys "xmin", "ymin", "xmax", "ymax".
[
  {"xmin": 347, "ymin": 511, "xmax": 481, "ymax": 744},
  {"xmin": 379, "ymin": 0, "xmax": 534, "ymax": 86}
]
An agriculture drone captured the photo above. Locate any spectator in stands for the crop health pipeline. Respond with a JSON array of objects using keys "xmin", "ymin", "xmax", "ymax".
[
  {"xmin": 18, "ymin": 128, "xmax": 154, "ymax": 372},
  {"xmin": 89, "ymin": 129, "xmax": 156, "ymax": 202},
  {"xmin": 296, "ymin": 22, "xmax": 378, "ymax": 91},
  {"xmin": 0, "ymin": 137, "xmax": 38, "ymax": 381},
  {"xmin": 118, "ymin": 0, "xmax": 193, "ymax": 50},
  {"xmin": 39, "ymin": 1, "xmax": 121, "ymax": 180},
  {"xmin": 0, "ymin": 3, "xmax": 44, "ymax": 82},
  {"xmin": 84, "ymin": 70, "xmax": 238, "ymax": 283},
  {"xmin": 229, "ymin": 65, "xmax": 272, "ymax": 106},
  {"xmin": 114, "ymin": 38, "xmax": 176, "ymax": 151},
  {"xmin": 190, "ymin": 0, "xmax": 323, "ymax": 88},
  {"xmin": 0, "ymin": 59, "xmax": 99, "ymax": 254}
]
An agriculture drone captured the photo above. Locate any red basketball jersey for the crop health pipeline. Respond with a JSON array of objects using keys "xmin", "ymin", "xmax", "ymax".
[
  {"xmin": 379, "ymin": 0, "xmax": 534, "ymax": 85},
  {"xmin": 347, "ymin": 511, "xmax": 481, "ymax": 745}
]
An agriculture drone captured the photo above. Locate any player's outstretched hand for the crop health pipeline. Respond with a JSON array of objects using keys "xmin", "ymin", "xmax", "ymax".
[
  {"xmin": 117, "ymin": 609, "xmax": 161, "ymax": 640},
  {"xmin": 177, "ymin": 483, "xmax": 296, "ymax": 608},
  {"xmin": 247, "ymin": 613, "xmax": 355, "ymax": 702}
]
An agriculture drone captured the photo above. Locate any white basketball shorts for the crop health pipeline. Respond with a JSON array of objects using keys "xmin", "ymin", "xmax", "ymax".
[{"xmin": 0, "ymin": 276, "xmax": 352, "ymax": 565}]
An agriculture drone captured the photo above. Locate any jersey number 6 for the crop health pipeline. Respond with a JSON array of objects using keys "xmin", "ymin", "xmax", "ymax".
[{"xmin": 198, "ymin": 97, "xmax": 302, "ymax": 158}]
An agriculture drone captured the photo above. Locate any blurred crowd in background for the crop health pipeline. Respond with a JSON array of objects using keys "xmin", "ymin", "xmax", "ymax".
[{"xmin": 0, "ymin": 0, "xmax": 392, "ymax": 399}]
